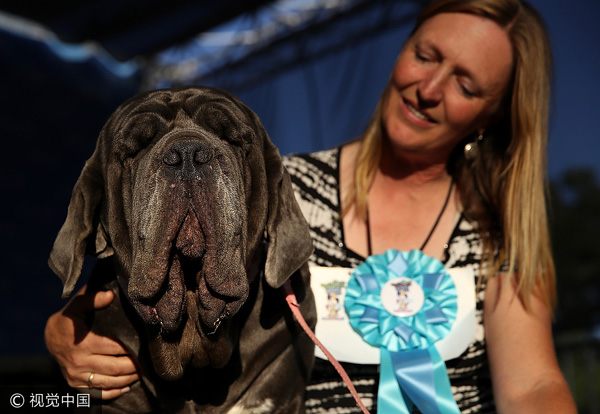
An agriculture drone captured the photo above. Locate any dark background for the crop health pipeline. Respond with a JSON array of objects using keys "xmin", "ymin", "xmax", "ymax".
[{"xmin": 0, "ymin": 0, "xmax": 598, "ymax": 411}]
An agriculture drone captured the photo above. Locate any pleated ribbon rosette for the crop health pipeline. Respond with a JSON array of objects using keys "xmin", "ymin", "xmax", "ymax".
[{"xmin": 344, "ymin": 249, "xmax": 461, "ymax": 414}]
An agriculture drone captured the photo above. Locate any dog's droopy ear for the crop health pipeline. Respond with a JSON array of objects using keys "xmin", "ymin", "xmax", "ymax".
[
  {"xmin": 263, "ymin": 139, "xmax": 313, "ymax": 288},
  {"xmin": 48, "ymin": 151, "xmax": 113, "ymax": 298}
]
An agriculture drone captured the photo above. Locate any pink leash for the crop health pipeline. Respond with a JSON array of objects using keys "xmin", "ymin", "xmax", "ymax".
[{"xmin": 282, "ymin": 280, "xmax": 372, "ymax": 414}]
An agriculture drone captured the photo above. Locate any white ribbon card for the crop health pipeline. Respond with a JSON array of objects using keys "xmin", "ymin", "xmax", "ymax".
[{"xmin": 310, "ymin": 265, "xmax": 476, "ymax": 363}]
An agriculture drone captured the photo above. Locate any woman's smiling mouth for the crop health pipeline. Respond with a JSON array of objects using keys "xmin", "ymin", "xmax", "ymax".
[{"xmin": 403, "ymin": 98, "xmax": 436, "ymax": 124}]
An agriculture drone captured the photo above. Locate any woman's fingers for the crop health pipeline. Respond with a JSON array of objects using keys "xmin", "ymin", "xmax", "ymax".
[
  {"xmin": 92, "ymin": 290, "xmax": 116, "ymax": 310},
  {"xmin": 64, "ymin": 290, "xmax": 114, "ymax": 316},
  {"xmin": 74, "ymin": 355, "xmax": 139, "ymax": 400},
  {"xmin": 88, "ymin": 334, "xmax": 134, "ymax": 361},
  {"xmin": 87, "ymin": 352, "xmax": 140, "ymax": 379},
  {"xmin": 45, "ymin": 288, "xmax": 141, "ymax": 400},
  {"xmin": 60, "ymin": 342, "xmax": 139, "ymax": 399},
  {"xmin": 68, "ymin": 338, "xmax": 140, "ymax": 399},
  {"xmin": 75, "ymin": 373, "xmax": 133, "ymax": 401},
  {"xmin": 80, "ymin": 370, "xmax": 139, "ymax": 391}
]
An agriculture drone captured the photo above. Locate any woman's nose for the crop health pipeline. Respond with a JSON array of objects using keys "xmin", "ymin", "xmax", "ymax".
[{"xmin": 417, "ymin": 68, "xmax": 446, "ymax": 106}]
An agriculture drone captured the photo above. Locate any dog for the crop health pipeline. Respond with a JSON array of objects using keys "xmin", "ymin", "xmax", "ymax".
[{"xmin": 48, "ymin": 86, "xmax": 316, "ymax": 413}]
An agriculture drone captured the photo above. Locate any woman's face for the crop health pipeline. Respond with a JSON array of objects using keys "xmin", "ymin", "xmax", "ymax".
[{"xmin": 383, "ymin": 12, "xmax": 514, "ymax": 162}]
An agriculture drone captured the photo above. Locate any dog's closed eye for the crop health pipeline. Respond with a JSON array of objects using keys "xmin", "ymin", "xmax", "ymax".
[
  {"xmin": 115, "ymin": 112, "xmax": 170, "ymax": 160},
  {"xmin": 191, "ymin": 103, "xmax": 255, "ymax": 150}
]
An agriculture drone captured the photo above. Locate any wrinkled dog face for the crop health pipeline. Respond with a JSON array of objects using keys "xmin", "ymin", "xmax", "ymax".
[
  {"xmin": 100, "ymin": 88, "xmax": 268, "ymax": 377},
  {"xmin": 119, "ymin": 96, "xmax": 249, "ymax": 331},
  {"xmin": 50, "ymin": 86, "xmax": 314, "ymax": 382}
]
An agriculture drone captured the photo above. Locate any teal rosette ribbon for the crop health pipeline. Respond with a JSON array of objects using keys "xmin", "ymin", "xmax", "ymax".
[{"xmin": 344, "ymin": 249, "xmax": 460, "ymax": 414}]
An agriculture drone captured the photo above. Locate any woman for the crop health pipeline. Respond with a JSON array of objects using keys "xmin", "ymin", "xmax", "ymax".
[{"xmin": 45, "ymin": 0, "xmax": 576, "ymax": 412}]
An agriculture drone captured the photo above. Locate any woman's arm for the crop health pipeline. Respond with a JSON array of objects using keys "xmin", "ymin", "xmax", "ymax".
[
  {"xmin": 44, "ymin": 287, "xmax": 140, "ymax": 400},
  {"xmin": 484, "ymin": 274, "xmax": 577, "ymax": 413}
]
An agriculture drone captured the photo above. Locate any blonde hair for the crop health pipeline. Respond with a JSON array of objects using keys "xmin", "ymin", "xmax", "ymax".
[{"xmin": 345, "ymin": 0, "xmax": 556, "ymax": 309}]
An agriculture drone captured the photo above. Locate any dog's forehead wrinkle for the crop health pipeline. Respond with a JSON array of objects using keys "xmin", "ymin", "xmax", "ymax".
[
  {"xmin": 133, "ymin": 96, "xmax": 176, "ymax": 117},
  {"xmin": 192, "ymin": 102, "xmax": 253, "ymax": 141},
  {"xmin": 175, "ymin": 111, "xmax": 202, "ymax": 129}
]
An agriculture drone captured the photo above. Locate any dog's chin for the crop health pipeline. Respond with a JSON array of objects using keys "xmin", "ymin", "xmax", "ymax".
[
  {"xmin": 131, "ymin": 252, "xmax": 247, "ymax": 336},
  {"xmin": 146, "ymin": 299, "xmax": 236, "ymax": 381},
  {"xmin": 142, "ymin": 273, "xmax": 246, "ymax": 381}
]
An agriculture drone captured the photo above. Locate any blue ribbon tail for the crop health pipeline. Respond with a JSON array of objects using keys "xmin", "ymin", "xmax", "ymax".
[
  {"xmin": 385, "ymin": 348, "xmax": 461, "ymax": 414},
  {"xmin": 379, "ymin": 349, "xmax": 412, "ymax": 414},
  {"xmin": 429, "ymin": 347, "xmax": 462, "ymax": 414}
]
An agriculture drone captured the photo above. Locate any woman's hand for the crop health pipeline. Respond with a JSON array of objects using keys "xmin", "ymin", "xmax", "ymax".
[{"xmin": 44, "ymin": 288, "xmax": 140, "ymax": 400}]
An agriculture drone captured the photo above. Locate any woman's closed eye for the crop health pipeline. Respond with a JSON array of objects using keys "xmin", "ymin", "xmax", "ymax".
[{"xmin": 457, "ymin": 78, "xmax": 479, "ymax": 98}]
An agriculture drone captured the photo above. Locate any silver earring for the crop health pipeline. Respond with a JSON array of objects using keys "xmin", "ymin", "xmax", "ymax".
[{"xmin": 464, "ymin": 133, "xmax": 484, "ymax": 160}]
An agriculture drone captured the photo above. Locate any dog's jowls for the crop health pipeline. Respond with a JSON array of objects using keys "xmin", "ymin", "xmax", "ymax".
[{"xmin": 48, "ymin": 86, "xmax": 316, "ymax": 413}]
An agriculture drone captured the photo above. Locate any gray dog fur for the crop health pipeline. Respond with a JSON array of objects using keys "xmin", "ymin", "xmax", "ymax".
[{"xmin": 49, "ymin": 86, "xmax": 316, "ymax": 413}]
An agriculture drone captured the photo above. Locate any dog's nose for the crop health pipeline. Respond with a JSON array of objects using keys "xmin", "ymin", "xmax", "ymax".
[{"xmin": 163, "ymin": 141, "xmax": 214, "ymax": 171}]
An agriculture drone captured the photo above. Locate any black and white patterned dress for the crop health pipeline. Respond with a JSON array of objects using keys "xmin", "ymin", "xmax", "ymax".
[{"xmin": 283, "ymin": 148, "xmax": 496, "ymax": 414}]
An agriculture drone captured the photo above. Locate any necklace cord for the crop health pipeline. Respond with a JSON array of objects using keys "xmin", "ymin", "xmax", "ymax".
[{"xmin": 366, "ymin": 179, "xmax": 454, "ymax": 255}]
